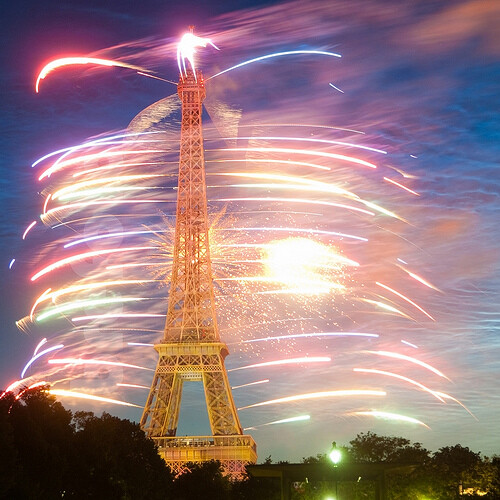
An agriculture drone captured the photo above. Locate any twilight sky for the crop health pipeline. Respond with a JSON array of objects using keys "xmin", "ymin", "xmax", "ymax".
[{"xmin": 1, "ymin": 0, "xmax": 500, "ymax": 461}]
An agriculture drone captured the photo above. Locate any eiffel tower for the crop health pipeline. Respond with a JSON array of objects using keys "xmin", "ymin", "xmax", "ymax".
[{"xmin": 140, "ymin": 51, "xmax": 257, "ymax": 479}]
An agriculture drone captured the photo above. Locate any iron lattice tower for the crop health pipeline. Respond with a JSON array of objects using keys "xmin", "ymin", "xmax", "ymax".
[{"xmin": 140, "ymin": 67, "xmax": 257, "ymax": 478}]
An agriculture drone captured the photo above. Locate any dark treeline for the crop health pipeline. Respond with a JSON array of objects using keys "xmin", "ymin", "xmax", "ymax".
[{"xmin": 1, "ymin": 386, "xmax": 499, "ymax": 499}]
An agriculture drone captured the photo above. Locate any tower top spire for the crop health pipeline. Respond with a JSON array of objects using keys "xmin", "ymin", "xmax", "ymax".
[{"xmin": 176, "ymin": 30, "xmax": 219, "ymax": 79}]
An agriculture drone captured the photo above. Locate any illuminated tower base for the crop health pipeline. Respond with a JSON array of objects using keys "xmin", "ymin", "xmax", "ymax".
[{"xmin": 140, "ymin": 66, "xmax": 257, "ymax": 479}]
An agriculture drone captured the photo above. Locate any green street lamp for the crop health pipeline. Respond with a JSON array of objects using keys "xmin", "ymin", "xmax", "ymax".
[
  {"xmin": 328, "ymin": 442, "xmax": 342, "ymax": 500},
  {"xmin": 329, "ymin": 441, "xmax": 342, "ymax": 466}
]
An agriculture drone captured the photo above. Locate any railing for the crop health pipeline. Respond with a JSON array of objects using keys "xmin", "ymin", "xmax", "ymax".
[{"xmin": 153, "ymin": 435, "xmax": 257, "ymax": 452}]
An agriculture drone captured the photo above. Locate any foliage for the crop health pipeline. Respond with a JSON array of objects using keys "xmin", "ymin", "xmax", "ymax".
[
  {"xmin": 1, "ymin": 389, "xmax": 500, "ymax": 499},
  {"xmin": 71, "ymin": 410, "xmax": 174, "ymax": 499},
  {"xmin": 0, "ymin": 386, "xmax": 173, "ymax": 499},
  {"xmin": 348, "ymin": 431, "xmax": 430, "ymax": 465}
]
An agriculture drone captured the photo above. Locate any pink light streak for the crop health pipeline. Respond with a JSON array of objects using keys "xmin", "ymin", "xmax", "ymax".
[
  {"xmin": 22, "ymin": 220, "xmax": 37, "ymax": 240},
  {"xmin": 48, "ymin": 358, "xmax": 154, "ymax": 371},
  {"xmin": 30, "ymin": 246, "xmax": 156, "ymax": 282},
  {"xmin": 228, "ymin": 356, "xmax": 331, "ymax": 372},
  {"xmin": 365, "ymin": 351, "xmax": 450, "ymax": 380},
  {"xmin": 238, "ymin": 389, "xmax": 386, "ymax": 410}
]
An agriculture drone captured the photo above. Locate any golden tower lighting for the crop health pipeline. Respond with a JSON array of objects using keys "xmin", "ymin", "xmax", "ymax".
[{"xmin": 140, "ymin": 30, "xmax": 257, "ymax": 479}]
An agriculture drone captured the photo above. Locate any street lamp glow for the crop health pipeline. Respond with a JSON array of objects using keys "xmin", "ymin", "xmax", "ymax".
[{"xmin": 329, "ymin": 441, "xmax": 342, "ymax": 465}]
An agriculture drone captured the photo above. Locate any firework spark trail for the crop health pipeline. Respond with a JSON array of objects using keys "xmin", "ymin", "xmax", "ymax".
[
  {"xmin": 360, "ymin": 299, "xmax": 415, "ymax": 320},
  {"xmin": 220, "ymin": 136, "xmax": 387, "ymax": 155},
  {"xmin": 228, "ymin": 356, "xmax": 331, "ymax": 372},
  {"xmin": 398, "ymin": 266, "xmax": 442, "ymax": 292},
  {"xmin": 329, "ymin": 83, "xmax": 344, "ymax": 93},
  {"xmin": 207, "ymin": 158, "xmax": 331, "ymax": 171},
  {"xmin": 434, "ymin": 392, "xmax": 478, "ymax": 420},
  {"xmin": 213, "ymin": 189, "xmax": 376, "ymax": 217},
  {"xmin": 64, "ymin": 230, "xmax": 167, "ymax": 248},
  {"xmin": 243, "ymin": 332, "xmax": 379, "ymax": 344},
  {"xmin": 232, "ymin": 379, "xmax": 270, "ymax": 390},
  {"xmin": 213, "ymin": 147, "xmax": 377, "ymax": 169},
  {"xmin": 350, "ymin": 411, "xmax": 430, "ymax": 429},
  {"xmin": 29, "ymin": 281, "xmax": 157, "ymax": 319},
  {"xmin": 30, "ymin": 246, "xmax": 157, "ymax": 281},
  {"xmin": 383, "ymin": 177, "xmax": 420, "ymax": 196},
  {"xmin": 17, "ymin": 30, "xmax": 464, "ymax": 446},
  {"xmin": 51, "ymin": 174, "xmax": 168, "ymax": 201},
  {"xmin": 48, "ymin": 358, "xmax": 154, "ymax": 371},
  {"xmin": 208, "ymin": 50, "xmax": 341, "ymax": 80},
  {"xmin": 117, "ymin": 383, "xmax": 150, "ymax": 389},
  {"xmin": 48, "ymin": 389, "xmax": 142, "ymax": 408},
  {"xmin": 35, "ymin": 297, "xmax": 152, "ymax": 322},
  {"xmin": 375, "ymin": 282, "xmax": 435, "ymax": 320},
  {"xmin": 35, "ymin": 57, "xmax": 151, "ymax": 93},
  {"xmin": 39, "ymin": 149, "xmax": 168, "ymax": 180},
  {"xmin": 353, "ymin": 368, "xmax": 445, "ymax": 402},
  {"xmin": 21, "ymin": 345, "xmax": 64, "ymax": 378},
  {"xmin": 31, "ymin": 131, "xmax": 163, "ymax": 168},
  {"xmin": 22, "ymin": 221, "xmax": 37, "ymax": 240},
  {"xmin": 365, "ymin": 351, "xmax": 450, "ymax": 380},
  {"xmin": 244, "ymin": 414, "xmax": 310, "ymax": 430},
  {"xmin": 238, "ymin": 390, "xmax": 386, "ymax": 410},
  {"xmin": 71, "ymin": 313, "xmax": 166, "ymax": 322},
  {"xmin": 209, "ymin": 225, "xmax": 367, "ymax": 242}
]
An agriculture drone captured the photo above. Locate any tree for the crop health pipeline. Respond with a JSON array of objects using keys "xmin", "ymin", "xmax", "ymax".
[
  {"xmin": 5, "ymin": 386, "xmax": 75, "ymax": 499},
  {"xmin": 0, "ymin": 393, "xmax": 19, "ymax": 497},
  {"xmin": 428, "ymin": 444, "xmax": 492, "ymax": 499},
  {"xmin": 71, "ymin": 411, "xmax": 174, "ymax": 499},
  {"xmin": 171, "ymin": 460, "xmax": 231, "ymax": 500},
  {"xmin": 0, "ymin": 387, "xmax": 174, "ymax": 499},
  {"xmin": 347, "ymin": 431, "xmax": 430, "ymax": 464}
]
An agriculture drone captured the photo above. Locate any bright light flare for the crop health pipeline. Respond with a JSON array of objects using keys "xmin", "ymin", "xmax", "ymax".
[
  {"xmin": 35, "ymin": 57, "xmax": 149, "ymax": 93},
  {"xmin": 262, "ymin": 237, "xmax": 353, "ymax": 294},
  {"xmin": 177, "ymin": 31, "xmax": 219, "ymax": 77}
]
